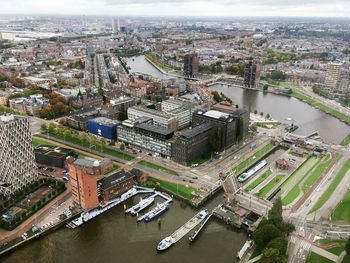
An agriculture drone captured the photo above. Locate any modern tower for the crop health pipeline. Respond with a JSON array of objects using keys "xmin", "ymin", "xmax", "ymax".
[
  {"xmin": 325, "ymin": 62, "xmax": 342, "ymax": 90},
  {"xmin": 244, "ymin": 60, "xmax": 261, "ymax": 88},
  {"xmin": 112, "ymin": 18, "xmax": 120, "ymax": 33},
  {"xmin": 0, "ymin": 115, "xmax": 37, "ymax": 198},
  {"xmin": 183, "ymin": 53, "xmax": 199, "ymax": 78}
]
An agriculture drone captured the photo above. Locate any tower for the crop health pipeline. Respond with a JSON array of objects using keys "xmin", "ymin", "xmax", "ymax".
[
  {"xmin": 244, "ymin": 60, "xmax": 261, "ymax": 88},
  {"xmin": 325, "ymin": 62, "xmax": 342, "ymax": 90},
  {"xmin": 183, "ymin": 53, "xmax": 199, "ymax": 78},
  {"xmin": 0, "ymin": 115, "xmax": 37, "ymax": 198}
]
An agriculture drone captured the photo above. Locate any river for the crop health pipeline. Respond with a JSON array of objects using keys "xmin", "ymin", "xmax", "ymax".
[
  {"xmin": 127, "ymin": 55, "xmax": 349, "ymax": 144},
  {"xmin": 3, "ymin": 193, "xmax": 247, "ymax": 263}
]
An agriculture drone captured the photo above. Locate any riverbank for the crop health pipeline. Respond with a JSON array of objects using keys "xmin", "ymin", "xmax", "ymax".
[{"xmin": 144, "ymin": 54, "xmax": 168, "ymax": 74}]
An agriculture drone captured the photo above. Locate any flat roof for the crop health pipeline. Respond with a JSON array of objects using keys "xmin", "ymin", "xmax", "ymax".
[
  {"xmin": 89, "ymin": 117, "xmax": 120, "ymax": 127},
  {"xmin": 203, "ymin": 110, "xmax": 229, "ymax": 119},
  {"xmin": 179, "ymin": 123, "xmax": 213, "ymax": 139},
  {"xmin": 100, "ymin": 170, "xmax": 134, "ymax": 190},
  {"xmin": 135, "ymin": 123, "xmax": 174, "ymax": 137}
]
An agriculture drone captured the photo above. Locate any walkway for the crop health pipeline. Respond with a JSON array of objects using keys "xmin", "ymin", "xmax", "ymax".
[{"xmin": 311, "ymin": 245, "xmax": 338, "ymax": 262}]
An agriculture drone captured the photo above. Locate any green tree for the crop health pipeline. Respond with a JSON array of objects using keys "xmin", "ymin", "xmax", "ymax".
[
  {"xmin": 109, "ymin": 140, "xmax": 115, "ymax": 146},
  {"xmin": 250, "ymin": 123, "xmax": 258, "ymax": 132},
  {"xmin": 63, "ymin": 127, "xmax": 71, "ymax": 139},
  {"xmin": 254, "ymin": 110, "xmax": 258, "ymax": 114},
  {"xmin": 48, "ymin": 122, "xmax": 56, "ymax": 134},
  {"xmin": 72, "ymin": 131, "xmax": 79, "ymax": 142},
  {"xmin": 56, "ymin": 125, "xmax": 64, "ymax": 136},
  {"xmin": 261, "ymin": 248, "xmax": 286, "ymax": 263},
  {"xmin": 268, "ymin": 197, "xmax": 283, "ymax": 226},
  {"xmin": 253, "ymin": 224, "xmax": 281, "ymax": 249},
  {"xmin": 263, "ymin": 84, "xmax": 269, "ymax": 91},
  {"xmin": 81, "ymin": 132, "xmax": 88, "ymax": 146},
  {"xmin": 120, "ymin": 143, "xmax": 125, "ymax": 151},
  {"xmin": 260, "ymin": 112, "xmax": 264, "ymax": 116},
  {"xmin": 266, "ymin": 237, "xmax": 288, "ymax": 256},
  {"xmin": 270, "ymin": 70, "xmax": 285, "ymax": 81},
  {"xmin": 40, "ymin": 123, "xmax": 47, "ymax": 132},
  {"xmin": 90, "ymin": 135, "xmax": 97, "ymax": 146},
  {"xmin": 266, "ymin": 113, "xmax": 270, "ymax": 119},
  {"xmin": 100, "ymin": 137, "xmax": 106, "ymax": 151}
]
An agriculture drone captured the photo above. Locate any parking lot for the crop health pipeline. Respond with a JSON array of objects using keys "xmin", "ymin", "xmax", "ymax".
[{"xmin": 37, "ymin": 165, "xmax": 69, "ymax": 182}]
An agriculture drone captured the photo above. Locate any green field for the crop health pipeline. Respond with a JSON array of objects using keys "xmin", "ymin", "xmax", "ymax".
[
  {"xmin": 256, "ymin": 174, "xmax": 285, "ymax": 198},
  {"xmin": 327, "ymin": 246, "xmax": 345, "ymax": 256},
  {"xmin": 228, "ymin": 143, "xmax": 275, "ymax": 177},
  {"xmin": 32, "ymin": 138, "xmax": 58, "ymax": 147},
  {"xmin": 306, "ymin": 252, "xmax": 333, "ymax": 263},
  {"xmin": 309, "ymin": 159, "xmax": 350, "ymax": 214},
  {"xmin": 138, "ymin": 160, "xmax": 178, "ymax": 176},
  {"xmin": 316, "ymin": 239, "xmax": 347, "ymax": 245},
  {"xmin": 281, "ymin": 157, "xmax": 316, "ymax": 191},
  {"xmin": 341, "ymin": 133, "xmax": 350, "ymax": 146},
  {"xmin": 282, "ymin": 157, "xmax": 322, "ymax": 206},
  {"xmin": 146, "ymin": 177, "xmax": 199, "ymax": 199},
  {"xmin": 245, "ymin": 169, "xmax": 272, "ymax": 192},
  {"xmin": 332, "ymin": 190, "xmax": 350, "ymax": 223},
  {"xmin": 290, "ymin": 91, "xmax": 350, "ymax": 125},
  {"xmin": 343, "ymin": 255, "xmax": 350, "ymax": 263}
]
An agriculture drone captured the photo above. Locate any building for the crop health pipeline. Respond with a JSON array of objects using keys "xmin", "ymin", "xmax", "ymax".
[
  {"xmin": 117, "ymin": 117, "xmax": 174, "ymax": 158},
  {"xmin": 192, "ymin": 109, "xmax": 237, "ymax": 151},
  {"xmin": 275, "ymin": 159, "xmax": 292, "ymax": 170},
  {"xmin": 88, "ymin": 117, "xmax": 121, "ymax": 140},
  {"xmin": 172, "ymin": 123, "xmax": 213, "ymax": 166},
  {"xmin": 0, "ymin": 115, "xmax": 37, "ymax": 197},
  {"xmin": 69, "ymin": 157, "xmax": 133, "ymax": 211},
  {"xmin": 161, "ymin": 99, "xmax": 193, "ymax": 130},
  {"xmin": 9, "ymin": 94, "xmax": 49, "ymax": 116},
  {"xmin": 112, "ymin": 18, "xmax": 120, "ymax": 33},
  {"xmin": 128, "ymin": 106, "xmax": 178, "ymax": 131},
  {"xmin": 110, "ymin": 96, "xmax": 137, "ymax": 111},
  {"xmin": 34, "ymin": 144, "xmax": 75, "ymax": 168},
  {"xmin": 244, "ymin": 60, "xmax": 261, "ymax": 88},
  {"xmin": 183, "ymin": 53, "xmax": 199, "ymax": 78},
  {"xmin": 324, "ymin": 62, "xmax": 342, "ymax": 90},
  {"xmin": 70, "ymin": 93, "xmax": 103, "ymax": 109}
]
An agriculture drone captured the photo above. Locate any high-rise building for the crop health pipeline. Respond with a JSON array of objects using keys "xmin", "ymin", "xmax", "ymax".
[
  {"xmin": 112, "ymin": 18, "xmax": 120, "ymax": 33},
  {"xmin": 0, "ymin": 115, "xmax": 37, "ymax": 198},
  {"xmin": 325, "ymin": 62, "xmax": 342, "ymax": 90},
  {"xmin": 0, "ymin": 32, "xmax": 2, "ymax": 40},
  {"xmin": 244, "ymin": 60, "xmax": 261, "ymax": 88},
  {"xmin": 183, "ymin": 53, "xmax": 199, "ymax": 78}
]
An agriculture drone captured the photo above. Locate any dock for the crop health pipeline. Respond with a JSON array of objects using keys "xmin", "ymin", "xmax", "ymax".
[
  {"xmin": 189, "ymin": 212, "xmax": 213, "ymax": 242},
  {"xmin": 70, "ymin": 186, "xmax": 154, "ymax": 228},
  {"xmin": 126, "ymin": 191, "xmax": 171, "ymax": 216}
]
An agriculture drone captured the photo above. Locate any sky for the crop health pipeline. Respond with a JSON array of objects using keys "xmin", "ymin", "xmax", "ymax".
[{"xmin": 0, "ymin": 0, "xmax": 350, "ymax": 17}]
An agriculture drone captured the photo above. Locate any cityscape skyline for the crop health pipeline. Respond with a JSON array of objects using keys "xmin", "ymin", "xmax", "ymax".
[{"xmin": 0, "ymin": 0, "xmax": 350, "ymax": 17}]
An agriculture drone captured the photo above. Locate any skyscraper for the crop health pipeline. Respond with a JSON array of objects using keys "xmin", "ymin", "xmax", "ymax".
[
  {"xmin": 0, "ymin": 115, "xmax": 37, "ymax": 198},
  {"xmin": 112, "ymin": 18, "xmax": 120, "ymax": 33},
  {"xmin": 183, "ymin": 53, "xmax": 199, "ymax": 78},
  {"xmin": 325, "ymin": 62, "xmax": 342, "ymax": 90},
  {"xmin": 244, "ymin": 60, "xmax": 261, "ymax": 88}
]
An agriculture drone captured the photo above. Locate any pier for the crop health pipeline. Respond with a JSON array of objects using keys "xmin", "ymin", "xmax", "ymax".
[{"xmin": 189, "ymin": 212, "xmax": 213, "ymax": 242}]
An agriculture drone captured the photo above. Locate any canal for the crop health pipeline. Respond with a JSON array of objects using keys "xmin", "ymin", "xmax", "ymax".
[
  {"xmin": 3, "ymin": 193, "xmax": 247, "ymax": 263},
  {"xmin": 127, "ymin": 55, "xmax": 349, "ymax": 144}
]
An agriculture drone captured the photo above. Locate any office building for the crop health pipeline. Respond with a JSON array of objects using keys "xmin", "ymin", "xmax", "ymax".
[
  {"xmin": 112, "ymin": 18, "xmax": 120, "ymax": 33},
  {"xmin": 172, "ymin": 123, "xmax": 213, "ymax": 166},
  {"xmin": 69, "ymin": 156, "xmax": 134, "ymax": 211},
  {"xmin": 128, "ymin": 106, "xmax": 178, "ymax": 131},
  {"xmin": 244, "ymin": 60, "xmax": 261, "ymax": 88},
  {"xmin": 0, "ymin": 115, "xmax": 37, "ymax": 198},
  {"xmin": 34, "ymin": 144, "xmax": 74, "ymax": 168},
  {"xmin": 183, "ymin": 53, "xmax": 199, "ymax": 78},
  {"xmin": 192, "ymin": 109, "xmax": 236, "ymax": 151},
  {"xmin": 161, "ymin": 99, "xmax": 193, "ymax": 130},
  {"xmin": 88, "ymin": 117, "xmax": 121, "ymax": 140},
  {"xmin": 325, "ymin": 62, "xmax": 342, "ymax": 89},
  {"xmin": 117, "ymin": 117, "xmax": 174, "ymax": 158}
]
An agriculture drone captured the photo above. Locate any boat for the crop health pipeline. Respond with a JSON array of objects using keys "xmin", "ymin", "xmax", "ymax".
[
  {"xmin": 125, "ymin": 197, "xmax": 154, "ymax": 215},
  {"xmin": 237, "ymin": 160, "xmax": 267, "ymax": 183},
  {"xmin": 139, "ymin": 202, "xmax": 170, "ymax": 222},
  {"xmin": 157, "ymin": 209, "xmax": 209, "ymax": 251}
]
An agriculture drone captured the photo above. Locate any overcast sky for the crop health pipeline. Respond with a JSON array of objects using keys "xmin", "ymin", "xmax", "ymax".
[{"xmin": 1, "ymin": 0, "xmax": 350, "ymax": 17}]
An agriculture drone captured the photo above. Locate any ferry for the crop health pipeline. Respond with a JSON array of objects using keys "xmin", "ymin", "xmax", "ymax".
[
  {"xmin": 139, "ymin": 202, "xmax": 170, "ymax": 222},
  {"xmin": 125, "ymin": 197, "xmax": 154, "ymax": 215},
  {"xmin": 157, "ymin": 209, "xmax": 209, "ymax": 251},
  {"xmin": 237, "ymin": 160, "xmax": 267, "ymax": 183}
]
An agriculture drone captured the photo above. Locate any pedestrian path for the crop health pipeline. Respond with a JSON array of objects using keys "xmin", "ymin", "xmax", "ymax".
[{"xmin": 311, "ymin": 245, "xmax": 338, "ymax": 262}]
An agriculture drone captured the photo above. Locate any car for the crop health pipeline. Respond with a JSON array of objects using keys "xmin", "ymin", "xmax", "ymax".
[
  {"xmin": 191, "ymin": 164, "xmax": 198, "ymax": 167},
  {"xmin": 62, "ymin": 176, "xmax": 69, "ymax": 182},
  {"xmin": 193, "ymin": 176, "xmax": 198, "ymax": 179},
  {"xmin": 148, "ymin": 153, "xmax": 152, "ymax": 156},
  {"xmin": 182, "ymin": 178, "xmax": 187, "ymax": 182},
  {"xmin": 189, "ymin": 180, "xmax": 194, "ymax": 183},
  {"xmin": 234, "ymin": 156, "xmax": 238, "ymax": 160}
]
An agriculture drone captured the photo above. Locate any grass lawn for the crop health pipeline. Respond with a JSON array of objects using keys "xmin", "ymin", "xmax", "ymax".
[
  {"xmin": 256, "ymin": 174, "xmax": 285, "ymax": 198},
  {"xmin": 306, "ymin": 252, "xmax": 334, "ymax": 263},
  {"xmin": 229, "ymin": 143, "xmax": 275, "ymax": 177},
  {"xmin": 282, "ymin": 157, "xmax": 322, "ymax": 206},
  {"xmin": 333, "ymin": 189, "xmax": 350, "ymax": 223},
  {"xmin": 146, "ymin": 177, "xmax": 199, "ymax": 199},
  {"xmin": 281, "ymin": 157, "xmax": 316, "ymax": 191},
  {"xmin": 309, "ymin": 159, "xmax": 350, "ymax": 214},
  {"xmin": 249, "ymin": 247, "xmax": 263, "ymax": 260},
  {"xmin": 245, "ymin": 169, "xmax": 272, "ymax": 192},
  {"xmin": 327, "ymin": 246, "xmax": 345, "ymax": 256},
  {"xmin": 104, "ymin": 164, "xmax": 120, "ymax": 175},
  {"xmin": 343, "ymin": 255, "xmax": 350, "ymax": 263},
  {"xmin": 341, "ymin": 134, "xmax": 350, "ymax": 146},
  {"xmin": 290, "ymin": 91, "xmax": 350, "ymax": 125},
  {"xmin": 301, "ymin": 154, "xmax": 332, "ymax": 194},
  {"xmin": 32, "ymin": 138, "xmax": 58, "ymax": 147},
  {"xmin": 138, "ymin": 160, "xmax": 178, "ymax": 176},
  {"xmin": 316, "ymin": 239, "xmax": 347, "ymax": 245}
]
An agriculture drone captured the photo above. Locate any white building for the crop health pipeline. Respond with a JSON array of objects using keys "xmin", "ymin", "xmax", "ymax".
[
  {"xmin": 161, "ymin": 99, "xmax": 193, "ymax": 130},
  {"xmin": 325, "ymin": 62, "xmax": 342, "ymax": 90}
]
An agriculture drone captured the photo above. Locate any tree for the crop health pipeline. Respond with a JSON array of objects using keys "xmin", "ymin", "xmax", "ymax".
[
  {"xmin": 267, "ymin": 237, "xmax": 288, "ymax": 256},
  {"xmin": 81, "ymin": 132, "xmax": 88, "ymax": 146},
  {"xmin": 40, "ymin": 123, "xmax": 47, "ymax": 132},
  {"xmin": 254, "ymin": 110, "xmax": 258, "ymax": 114},
  {"xmin": 345, "ymin": 236, "xmax": 350, "ymax": 256},
  {"xmin": 263, "ymin": 84, "xmax": 269, "ymax": 91},
  {"xmin": 63, "ymin": 128, "xmax": 71, "ymax": 139},
  {"xmin": 72, "ymin": 131, "xmax": 79, "ymax": 142},
  {"xmin": 280, "ymin": 223, "xmax": 295, "ymax": 236},
  {"xmin": 270, "ymin": 70, "xmax": 285, "ymax": 81},
  {"xmin": 48, "ymin": 122, "xmax": 56, "ymax": 134},
  {"xmin": 266, "ymin": 113, "xmax": 270, "ymax": 119},
  {"xmin": 261, "ymin": 248, "xmax": 285, "ymax": 263},
  {"xmin": 120, "ymin": 143, "xmax": 125, "ymax": 151},
  {"xmin": 117, "ymin": 110, "xmax": 127, "ymax": 121},
  {"xmin": 253, "ymin": 224, "xmax": 281, "ymax": 249},
  {"xmin": 109, "ymin": 140, "xmax": 115, "ymax": 146},
  {"xmin": 250, "ymin": 123, "xmax": 258, "ymax": 132},
  {"xmin": 100, "ymin": 137, "xmax": 106, "ymax": 151},
  {"xmin": 90, "ymin": 135, "xmax": 97, "ymax": 146},
  {"xmin": 268, "ymin": 197, "xmax": 283, "ymax": 226},
  {"xmin": 260, "ymin": 112, "xmax": 264, "ymax": 116},
  {"xmin": 56, "ymin": 125, "xmax": 64, "ymax": 136}
]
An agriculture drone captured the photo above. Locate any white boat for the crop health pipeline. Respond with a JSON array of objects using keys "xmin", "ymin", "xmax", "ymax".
[{"xmin": 125, "ymin": 197, "xmax": 154, "ymax": 215}]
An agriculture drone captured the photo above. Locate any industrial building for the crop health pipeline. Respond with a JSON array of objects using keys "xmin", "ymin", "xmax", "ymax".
[
  {"xmin": 128, "ymin": 106, "xmax": 178, "ymax": 131},
  {"xmin": 117, "ymin": 117, "xmax": 174, "ymax": 158},
  {"xmin": 172, "ymin": 123, "xmax": 213, "ymax": 166},
  {"xmin": 244, "ymin": 60, "xmax": 261, "ymax": 88},
  {"xmin": 0, "ymin": 115, "xmax": 37, "ymax": 197},
  {"xmin": 34, "ymin": 144, "xmax": 75, "ymax": 168},
  {"xmin": 161, "ymin": 99, "xmax": 193, "ymax": 130},
  {"xmin": 88, "ymin": 117, "xmax": 121, "ymax": 140}
]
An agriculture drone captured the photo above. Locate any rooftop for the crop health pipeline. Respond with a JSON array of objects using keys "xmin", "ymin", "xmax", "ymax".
[
  {"xmin": 203, "ymin": 110, "xmax": 229, "ymax": 120},
  {"xmin": 135, "ymin": 123, "xmax": 174, "ymax": 137},
  {"xmin": 89, "ymin": 117, "xmax": 120, "ymax": 127},
  {"xmin": 178, "ymin": 123, "xmax": 213, "ymax": 139},
  {"xmin": 99, "ymin": 170, "xmax": 134, "ymax": 190},
  {"xmin": 73, "ymin": 157, "xmax": 111, "ymax": 168}
]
